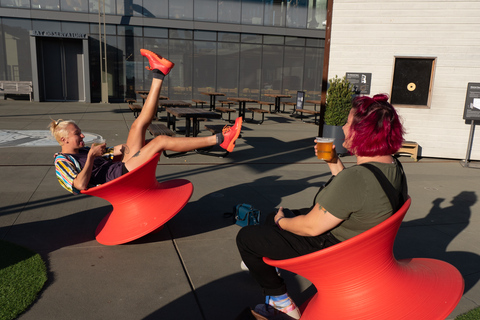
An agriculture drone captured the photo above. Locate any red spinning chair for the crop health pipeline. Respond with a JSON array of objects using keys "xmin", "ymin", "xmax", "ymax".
[
  {"xmin": 264, "ymin": 198, "xmax": 464, "ymax": 319},
  {"xmin": 81, "ymin": 153, "xmax": 193, "ymax": 245}
]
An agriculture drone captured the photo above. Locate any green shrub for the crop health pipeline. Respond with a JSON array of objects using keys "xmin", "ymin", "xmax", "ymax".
[{"xmin": 324, "ymin": 75, "xmax": 354, "ymax": 126}]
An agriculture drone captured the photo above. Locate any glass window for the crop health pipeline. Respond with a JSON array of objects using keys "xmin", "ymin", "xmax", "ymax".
[
  {"xmin": 242, "ymin": 0, "xmax": 264, "ymax": 25},
  {"xmin": 239, "ymin": 43, "xmax": 261, "ymax": 99},
  {"xmin": 306, "ymin": 37, "xmax": 323, "ymax": 47},
  {"xmin": 194, "ymin": 0, "xmax": 217, "ymax": 22},
  {"xmin": 218, "ymin": 0, "xmax": 240, "ymax": 24},
  {"xmin": 307, "ymin": 0, "xmax": 327, "ymax": 29},
  {"xmin": 2, "ymin": 18, "xmax": 32, "ymax": 81},
  {"xmin": 32, "ymin": 0, "xmax": 60, "ymax": 10},
  {"xmin": 32, "ymin": 19, "xmax": 61, "ymax": 32},
  {"xmin": 89, "ymin": 0, "xmax": 115, "ymax": 14},
  {"xmin": 144, "ymin": 27, "xmax": 168, "ymax": 38},
  {"xmin": 194, "ymin": 30, "xmax": 216, "ymax": 41},
  {"xmin": 218, "ymin": 32, "xmax": 240, "ymax": 42},
  {"xmin": 217, "ymin": 42, "xmax": 239, "ymax": 97},
  {"xmin": 286, "ymin": 0, "xmax": 307, "ymax": 28},
  {"xmin": 168, "ymin": 39, "xmax": 193, "ymax": 100},
  {"xmin": 264, "ymin": 0, "xmax": 286, "ymax": 27},
  {"xmin": 169, "ymin": 0, "xmax": 193, "ymax": 20},
  {"xmin": 0, "ymin": 23, "xmax": 5, "ymax": 80},
  {"xmin": 116, "ymin": 34, "xmax": 144, "ymax": 99},
  {"xmin": 142, "ymin": 0, "xmax": 168, "ymax": 18},
  {"xmin": 60, "ymin": 0, "xmax": 88, "ymax": 12},
  {"xmin": 283, "ymin": 46, "xmax": 304, "ymax": 94},
  {"xmin": 261, "ymin": 44, "xmax": 284, "ymax": 95},
  {"xmin": 117, "ymin": 25, "xmax": 142, "ymax": 37},
  {"xmin": 1, "ymin": 0, "xmax": 29, "ymax": 8},
  {"xmin": 264, "ymin": 35, "xmax": 283, "ymax": 45},
  {"xmin": 169, "ymin": 29, "xmax": 193, "ymax": 40},
  {"xmin": 303, "ymin": 46, "xmax": 323, "ymax": 99},
  {"xmin": 241, "ymin": 33, "xmax": 262, "ymax": 44},
  {"xmin": 285, "ymin": 36, "xmax": 305, "ymax": 46},
  {"xmin": 193, "ymin": 40, "xmax": 216, "ymax": 96},
  {"xmin": 61, "ymin": 21, "xmax": 89, "ymax": 34},
  {"xmin": 90, "ymin": 23, "xmax": 117, "ymax": 35}
]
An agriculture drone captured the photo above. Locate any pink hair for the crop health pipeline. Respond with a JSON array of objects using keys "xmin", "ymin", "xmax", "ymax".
[{"xmin": 347, "ymin": 94, "xmax": 404, "ymax": 157}]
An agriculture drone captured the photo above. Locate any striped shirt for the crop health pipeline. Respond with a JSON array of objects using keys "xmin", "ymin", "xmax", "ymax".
[{"xmin": 54, "ymin": 147, "xmax": 115, "ymax": 194}]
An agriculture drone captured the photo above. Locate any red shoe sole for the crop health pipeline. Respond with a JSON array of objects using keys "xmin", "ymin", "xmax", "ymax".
[{"xmin": 140, "ymin": 49, "xmax": 174, "ymax": 75}]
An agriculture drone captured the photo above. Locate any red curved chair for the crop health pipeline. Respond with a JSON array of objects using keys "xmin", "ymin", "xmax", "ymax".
[
  {"xmin": 264, "ymin": 198, "xmax": 464, "ymax": 319},
  {"xmin": 81, "ymin": 153, "xmax": 193, "ymax": 245}
]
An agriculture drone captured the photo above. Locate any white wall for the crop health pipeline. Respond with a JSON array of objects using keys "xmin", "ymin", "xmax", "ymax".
[{"xmin": 328, "ymin": 0, "xmax": 480, "ymax": 160}]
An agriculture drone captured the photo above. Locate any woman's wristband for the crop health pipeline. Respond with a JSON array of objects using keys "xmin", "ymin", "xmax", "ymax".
[{"xmin": 275, "ymin": 217, "xmax": 285, "ymax": 230}]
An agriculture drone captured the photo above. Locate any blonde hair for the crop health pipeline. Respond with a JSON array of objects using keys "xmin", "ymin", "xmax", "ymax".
[{"xmin": 48, "ymin": 119, "xmax": 76, "ymax": 146}]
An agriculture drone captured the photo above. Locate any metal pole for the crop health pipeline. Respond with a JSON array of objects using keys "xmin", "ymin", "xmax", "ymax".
[
  {"xmin": 461, "ymin": 120, "xmax": 476, "ymax": 168},
  {"xmin": 100, "ymin": 0, "xmax": 109, "ymax": 103},
  {"xmin": 98, "ymin": 2, "xmax": 103, "ymax": 101},
  {"xmin": 318, "ymin": 0, "xmax": 333, "ymax": 137}
]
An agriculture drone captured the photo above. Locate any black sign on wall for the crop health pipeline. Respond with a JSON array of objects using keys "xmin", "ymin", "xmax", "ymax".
[
  {"xmin": 463, "ymin": 83, "xmax": 480, "ymax": 121},
  {"xmin": 346, "ymin": 73, "xmax": 371, "ymax": 95}
]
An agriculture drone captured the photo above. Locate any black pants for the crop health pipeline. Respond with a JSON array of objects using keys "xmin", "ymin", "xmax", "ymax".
[{"xmin": 236, "ymin": 209, "xmax": 340, "ymax": 296}]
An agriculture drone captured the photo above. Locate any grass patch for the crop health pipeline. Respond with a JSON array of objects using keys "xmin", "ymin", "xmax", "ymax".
[
  {"xmin": 0, "ymin": 240, "xmax": 47, "ymax": 320},
  {"xmin": 456, "ymin": 306, "xmax": 480, "ymax": 320}
]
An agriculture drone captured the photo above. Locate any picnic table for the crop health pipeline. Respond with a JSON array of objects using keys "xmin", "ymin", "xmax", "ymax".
[
  {"xmin": 264, "ymin": 93, "xmax": 292, "ymax": 113},
  {"xmin": 166, "ymin": 107, "xmax": 220, "ymax": 137},
  {"xmin": 227, "ymin": 97, "xmax": 258, "ymax": 120},
  {"xmin": 200, "ymin": 92, "xmax": 225, "ymax": 110}
]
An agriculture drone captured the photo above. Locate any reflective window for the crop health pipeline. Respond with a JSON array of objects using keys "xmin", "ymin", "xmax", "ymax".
[
  {"xmin": 0, "ymin": 0, "xmax": 29, "ymax": 8},
  {"xmin": 218, "ymin": 0, "xmax": 240, "ymax": 24},
  {"xmin": 264, "ymin": 0, "xmax": 285, "ymax": 27},
  {"xmin": 194, "ymin": 30, "xmax": 216, "ymax": 41},
  {"xmin": 61, "ymin": 21, "xmax": 89, "ymax": 34},
  {"xmin": 169, "ymin": 29, "xmax": 193, "ymax": 39},
  {"xmin": 193, "ymin": 40, "xmax": 216, "ymax": 96},
  {"xmin": 60, "ymin": 0, "xmax": 88, "ymax": 12},
  {"xmin": 142, "ymin": 0, "xmax": 168, "ymax": 18},
  {"xmin": 89, "ymin": 0, "xmax": 115, "ymax": 14},
  {"xmin": 2, "ymin": 18, "xmax": 32, "ymax": 81},
  {"xmin": 241, "ymin": 33, "xmax": 262, "ymax": 44},
  {"xmin": 32, "ymin": 0, "xmax": 60, "ymax": 10},
  {"xmin": 217, "ymin": 41, "xmax": 239, "ymax": 97},
  {"xmin": 168, "ymin": 39, "xmax": 193, "ymax": 100},
  {"xmin": 307, "ymin": 0, "xmax": 327, "ymax": 29},
  {"xmin": 169, "ymin": 0, "xmax": 193, "ymax": 20},
  {"xmin": 195, "ymin": 0, "xmax": 217, "ymax": 21},
  {"xmin": 32, "ymin": 19, "xmax": 61, "ymax": 32},
  {"xmin": 283, "ymin": 46, "xmax": 304, "ymax": 94},
  {"xmin": 303, "ymin": 46, "xmax": 323, "ymax": 99},
  {"xmin": 242, "ymin": 0, "xmax": 264, "ymax": 25},
  {"xmin": 90, "ymin": 23, "xmax": 117, "ymax": 35},
  {"xmin": 262, "ymin": 44, "xmax": 284, "ymax": 94},
  {"xmin": 264, "ymin": 35, "xmax": 283, "ymax": 45},
  {"xmin": 286, "ymin": 0, "xmax": 307, "ymax": 28},
  {"xmin": 239, "ymin": 43, "xmax": 261, "ymax": 99},
  {"xmin": 144, "ymin": 27, "xmax": 168, "ymax": 38},
  {"xmin": 117, "ymin": 25, "xmax": 142, "ymax": 37}
]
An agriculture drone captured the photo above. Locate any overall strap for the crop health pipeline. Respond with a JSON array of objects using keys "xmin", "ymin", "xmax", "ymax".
[{"xmin": 360, "ymin": 160, "xmax": 406, "ymax": 212}]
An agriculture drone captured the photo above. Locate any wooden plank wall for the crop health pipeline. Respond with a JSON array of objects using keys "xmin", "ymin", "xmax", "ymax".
[{"xmin": 328, "ymin": 0, "xmax": 480, "ymax": 160}]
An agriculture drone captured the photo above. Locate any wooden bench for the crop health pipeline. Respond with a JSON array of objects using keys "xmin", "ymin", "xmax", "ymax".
[
  {"xmin": 257, "ymin": 101, "xmax": 275, "ymax": 113},
  {"xmin": 0, "ymin": 81, "xmax": 33, "ymax": 101},
  {"xmin": 215, "ymin": 106, "xmax": 236, "ymax": 123},
  {"xmin": 126, "ymin": 99, "xmax": 143, "ymax": 118},
  {"xmin": 247, "ymin": 107, "xmax": 270, "ymax": 124},
  {"xmin": 192, "ymin": 99, "xmax": 207, "ymax": 108},
  {"xmin": 396, "ymin": 141, "xmax": 419, "ymax": 161},
  {"xmin": 283, "ymin": 102, "xmax": 297, "ymax": 113},
  {"xmin": 295, "ymin": 108, "xmax": 321, "ymax": 124}
]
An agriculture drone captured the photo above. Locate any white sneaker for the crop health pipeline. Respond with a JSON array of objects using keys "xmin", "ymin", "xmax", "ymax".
[{"xmin": 253, "ymin": 303, "xmax": 301, "ymax": 320}]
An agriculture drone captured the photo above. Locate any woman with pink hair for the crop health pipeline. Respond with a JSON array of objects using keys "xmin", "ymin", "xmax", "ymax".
[{"xmin": 236, "ymin": 94, "xmax": 407, "ymax": 320}]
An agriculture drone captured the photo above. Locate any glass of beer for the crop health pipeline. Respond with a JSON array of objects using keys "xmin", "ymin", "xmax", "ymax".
[
  {"xmin": 92, "ymin": 138, "xmax": 106, "ymax": 146},
  {"xmin": 316, "ymin": 137, "xmax": 335, "ymax": 160}
]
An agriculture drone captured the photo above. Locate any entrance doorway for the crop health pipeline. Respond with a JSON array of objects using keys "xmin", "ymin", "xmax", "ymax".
[{"xmin": 37, "ymin": 37, "xmax": 85, "ymax": 102}]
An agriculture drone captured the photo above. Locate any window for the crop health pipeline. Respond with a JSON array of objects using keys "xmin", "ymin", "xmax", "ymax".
[{"xmin": 391, "ymin": 57, "xmax": 436, "ymax": 108}]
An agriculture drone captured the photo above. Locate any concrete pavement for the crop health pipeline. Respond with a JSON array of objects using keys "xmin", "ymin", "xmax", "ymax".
[{"xmin": 1, "ymin": 99, "xmax": 479, "ymax": 319}]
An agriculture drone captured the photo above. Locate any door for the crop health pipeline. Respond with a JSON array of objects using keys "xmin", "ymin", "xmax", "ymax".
[{"xmin": 39, "ymin": 37, "xmax": 85, "ymax": 102}]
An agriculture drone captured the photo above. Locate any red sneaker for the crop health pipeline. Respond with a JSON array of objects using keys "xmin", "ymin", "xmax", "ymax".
[
  {"xmin": 140, "ymin": 49, "xmax": 175, "ymax": 75},
  {"xmin": 220, "ymin": 117, "xmax": 243, "ymax": 152}
]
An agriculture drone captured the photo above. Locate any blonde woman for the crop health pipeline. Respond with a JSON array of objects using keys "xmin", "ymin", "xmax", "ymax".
[{"xmin": 50, "ymin": 49, "xmax": 242, "ymax": 194}]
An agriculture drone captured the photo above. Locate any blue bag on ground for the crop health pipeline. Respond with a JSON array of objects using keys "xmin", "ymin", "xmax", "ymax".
[{"xmin": 234, "ymin": 204, "xmax": 260, "ymax": 227}]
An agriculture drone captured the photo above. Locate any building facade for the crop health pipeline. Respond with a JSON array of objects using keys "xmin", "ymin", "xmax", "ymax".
[
  {"xmin": 327, "ymin": 0, "xmax": 480, "ymax": 160},
  {"xmin": 0, "ymin": 0, "xmax": 328, "ymax": 103}
]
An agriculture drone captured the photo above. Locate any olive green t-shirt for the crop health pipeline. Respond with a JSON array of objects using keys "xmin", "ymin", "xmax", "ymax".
[{"xmin": 315, "ymin": 161, "xmax": 406, "ymax": 242}]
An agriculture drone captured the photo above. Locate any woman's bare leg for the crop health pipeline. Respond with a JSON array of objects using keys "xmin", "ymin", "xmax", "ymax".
[
  {"xmin": 124, "ymin": 135, "xmax": 217, "ymax": 172},
  {"xmin": 122, "ymin": 78, "xmax": 162, "ymax": 163}
]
